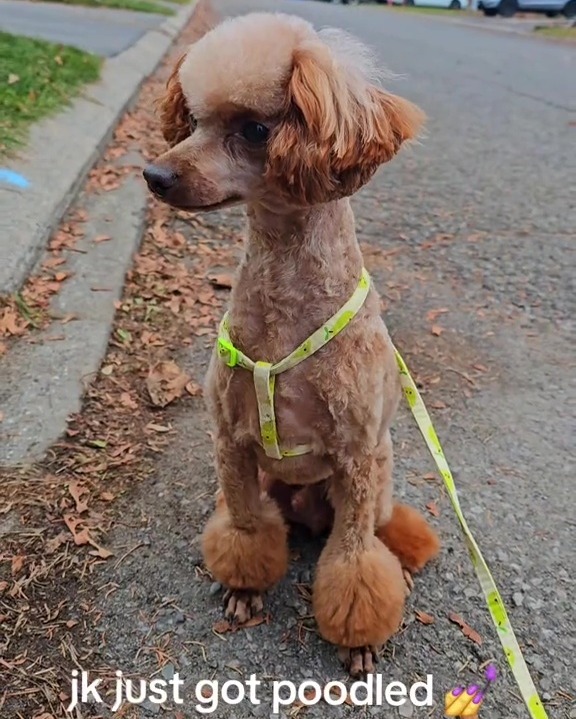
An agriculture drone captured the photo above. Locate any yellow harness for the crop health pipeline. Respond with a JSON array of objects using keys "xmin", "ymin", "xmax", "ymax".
[{"xmin": 217, "ymin": 268, "xmax": 370, "ymax": 459}]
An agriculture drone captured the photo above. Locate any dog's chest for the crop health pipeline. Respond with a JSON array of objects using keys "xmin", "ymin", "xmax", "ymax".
[{"xmin": 226, "ymin": 359, "xmax": 332, "ymax": 448}]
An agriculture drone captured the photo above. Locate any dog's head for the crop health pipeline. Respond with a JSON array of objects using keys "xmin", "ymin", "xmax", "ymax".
[{"xmin": 144, "ymin": 9, "xmax": 424, "ymax": 211}]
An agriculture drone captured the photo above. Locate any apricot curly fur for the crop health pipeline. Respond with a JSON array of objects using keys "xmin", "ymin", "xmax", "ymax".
[
  {"xmin": 202, "ymin": 495, "xmax": 289, "ymax": 592},
  {"xmin": 376, "ymin": 503, "xmax": 441, "ymax": 573},
  {"xmin": 313, "ymin": 540, "xmax": 406, "ymax": 648}
]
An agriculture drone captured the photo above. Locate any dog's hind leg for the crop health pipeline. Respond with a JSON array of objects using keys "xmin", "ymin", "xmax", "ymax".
[
  {"xmin": 202, "ymin": 433, "xmax": 289, "ymax": 623},
  {"xmin": 373, "ymin": 431, "xmax": 441, "ymax": 577},
  {"xmin": 312, "ymin": 444, "xmax": 406, "ymax": 678}
]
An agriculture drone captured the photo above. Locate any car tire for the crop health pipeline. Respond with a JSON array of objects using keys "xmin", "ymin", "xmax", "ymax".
[
  {"xmin": 498, "ymin": 0, "xmax": 517, "ymax": 16},
  {"xmin": 483, "ymin": 6, "xmax": 498, "ymax": 13},
  {"xmin": 563, "ymin": 0, "xmax": 576, "ymax": 16},
  {"xmin": 449, "ymin": 0, "xmax": 462, "ymax": 7}
]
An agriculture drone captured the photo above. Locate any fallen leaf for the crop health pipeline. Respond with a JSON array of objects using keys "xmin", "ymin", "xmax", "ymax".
[
  {"xmin": 119, "ymin": 392, "xmax": 138, "ymax": 410},
  {"xmin": 0, "ymin": 308, "xmax": 26, "ymax": 336},
  {"xmin": 87, "ymin": 439, "xmax": 107, "ymax": 449},
  {"xmin": 8, "ymin": 73, "xmax": 19, "ymax": 85},
  {"xmin": 100, "ymin": 491, "xmax": 115, "ymax": 501},
  {"xmin": 146, "ymin": 423, "xmax": 171, "ymax": 433},
  {"xmin": 45, "ymin": 532, "xmax": 69, "ymax": 555},
  {"xmin": 66, "ymin": 620, "xmax": 79, "ymax": 629},
  {"xmin": 328, "ymin": 685, "xmax": 354, "ymax": 706},
  {"xmin": 426, "ymin": 308, "xmax": 449, "ymax": 322},
  {"xmin": 185, "ymin": 380, "xmax": 202, "ymax": 397},
  {"xmin": 89, "ymin": 545, "xmax": 113, "ymax": 559},
  {"xmin": 448, "ymin": 612, "xmax": 482, "ymax": 645},
  {"xmin": 431, "ymin": 325, "xmax": 444, "ymax": 337},
  {"xmin": 43, "ymin": 257, "xmax": 66, "ymax": 269},
  {"xmin": 213, "ymin": 619, "xmax": 232, "ymax": 634},
  {"xmin": 146, "ymin": 360, "xmax": 190, "ymax": 407},
  {"xmin": 11, "ymin": 555, "xmax": 25, "ymax": 575},
  {"xmin": 0, "ymin": 581, "xmax": 10, "ymax": 594},
  {"xmin": 208, "ymin": 273, "xmax": 234, "ymax": 289},
  {"xmin": 242, "ymin": 614, "xmax": 267, "ymax": 629},
  {"xmin": 422, "ymin": 472, "xmax": 437, "ymax": 481},
  {"xmin": 426, "ymin": 500, "xmax": 440, "ymax": 517},
  {"xmin": 116, "ymin": 328, "xmax": 131, "ymax": 344},
  {"xmin": 68, "ymin": 480, "xmax": 89, "ymax": 514},
  {"xmin": 430, "ymin": 400, "xmax": 447, "ymax": 410},
  {"xmin": 415, "ymin": 610, "xmax": 435, "ymax": 625},
  {"xmin": 63, "ymin": 515, "xmax": 91, "ymax": 546}
]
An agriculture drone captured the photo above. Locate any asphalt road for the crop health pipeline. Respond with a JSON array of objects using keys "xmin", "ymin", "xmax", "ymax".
[
  {"xmin": 30, "ymin": 3, "xmax": 576, "ymax": 718},
  {"xmin": 0, "ymin": 0, "xmax": 163, "ymax": 56}
]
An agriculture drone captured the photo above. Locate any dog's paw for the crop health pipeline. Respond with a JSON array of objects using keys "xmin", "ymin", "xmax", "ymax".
[
  {"xmin": 223, "ymin": 589, "xmax": 264, "ymax": 624},
  {"xmin": 338, "ymin": 645, "xmax": 381, "ymax": 678},
  {"xmin": 202, "ymin": 494, "xmax": 289, "ymax": 591},
  {"xmin": 313, "ymin": 539, "xmax": 405, "ymax": 648}
]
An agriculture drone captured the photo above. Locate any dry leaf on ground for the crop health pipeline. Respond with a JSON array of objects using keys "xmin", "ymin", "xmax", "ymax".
[
  {"xmin": 448, "ymin": 612, "xmax": 482, "ymax": 645},
  {"xmin": 68, "ymin": 480, "xmax": 89, "ymax": 514},
  {"xmin": 146, "ymin": 360, "xmax": 190, "ymax": 407},
  {"xmin": 415, "ymin": 610, "xmax": 435, "ymax": 625}
]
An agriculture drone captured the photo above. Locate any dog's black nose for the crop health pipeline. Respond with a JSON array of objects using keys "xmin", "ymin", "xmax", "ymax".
[{"xmin": 143, "ymin": 165, "xmax": 178, "ymax": 197}]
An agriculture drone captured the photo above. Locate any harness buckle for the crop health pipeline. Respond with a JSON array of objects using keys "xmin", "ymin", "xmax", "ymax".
[{"xmin": 218, "ymin": 338, "xmax": 238, "ymax": 367}]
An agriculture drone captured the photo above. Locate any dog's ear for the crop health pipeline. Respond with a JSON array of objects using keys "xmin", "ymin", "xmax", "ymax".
[
  {"xmin": 266, "ymin": 44, "xmax": 424, "ymax": 204},
  {"xmin": 159, "ymin": 54, "xmax": 189, "ymax": 147},
  {"xmin": 158, "ymin": 0, "xmax": 221, "ymax": 147}
]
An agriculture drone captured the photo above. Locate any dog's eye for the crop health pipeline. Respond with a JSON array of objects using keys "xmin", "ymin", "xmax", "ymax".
[
  {"xmin": 189, "ymin": 114, "xmax": 197, "ymax": 132},
  {"xmin": 241, "ymin": 122, "xmax": 269, "ymax": 144}
]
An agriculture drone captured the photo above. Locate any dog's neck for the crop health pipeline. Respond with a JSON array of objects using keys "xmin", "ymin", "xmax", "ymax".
[{"xmin": 229, "ymin": 198, "xmax": 365, "ymax": 359}]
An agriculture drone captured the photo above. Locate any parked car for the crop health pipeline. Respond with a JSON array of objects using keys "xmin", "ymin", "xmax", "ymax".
[
  {"xmin": 399, "ymin": 0, "xmax": 467, "ymax": 8},
  {"xmin": 479, "ymin": 0, "xmax": 575, "ymax": 16}
]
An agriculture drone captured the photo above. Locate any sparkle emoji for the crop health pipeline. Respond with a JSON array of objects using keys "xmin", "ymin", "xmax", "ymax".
[{"xmin": 445, "ymin": 664, "xmax": 498, "ymax": 717}]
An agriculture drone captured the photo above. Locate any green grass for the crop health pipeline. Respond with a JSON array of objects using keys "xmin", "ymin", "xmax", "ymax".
[
  {"xmin": 43, "ymin": 0, "xmax": 174, "ymax": 15},
  {"xmin": 0, "ymin": 32, "xmax": 102, "ymax": 155},
  {"xmin": 534, "ymin": 25, "xmax": 576, "ymax": 40}
]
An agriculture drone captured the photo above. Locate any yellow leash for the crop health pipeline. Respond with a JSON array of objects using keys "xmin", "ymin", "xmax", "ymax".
[{"xmin": 394, "ymin": 348, "xmax": 548, "ymax": 719}]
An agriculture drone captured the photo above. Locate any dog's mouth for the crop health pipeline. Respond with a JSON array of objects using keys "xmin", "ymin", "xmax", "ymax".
[{"xmin": 152, "ymin": 192, "xmax": 243, "ymax": 213}]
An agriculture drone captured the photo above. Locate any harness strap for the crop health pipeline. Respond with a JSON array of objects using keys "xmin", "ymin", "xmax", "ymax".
[{"xmin": 217, "ymin": 268, "xmax": 371, "ymax": 458}]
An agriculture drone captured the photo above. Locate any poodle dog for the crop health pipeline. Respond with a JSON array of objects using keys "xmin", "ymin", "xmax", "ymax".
[{"xmin": 144, "ymin": 6, "xmax": 440, "ymax": 676}]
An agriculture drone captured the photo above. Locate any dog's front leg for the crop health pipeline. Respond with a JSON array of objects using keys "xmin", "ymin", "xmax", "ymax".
[
  {"xmin": 313, "ymin": 454, "xmax": 406, "ymax": 677},
  {"xmin": 202, "ymin": 432, "xmax": 289, "ymax": 623}
]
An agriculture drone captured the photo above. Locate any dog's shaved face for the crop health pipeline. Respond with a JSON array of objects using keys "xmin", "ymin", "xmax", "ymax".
[{"xmin": 144, "ymin": 12, "xmax": 424, "ymax": 211}]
